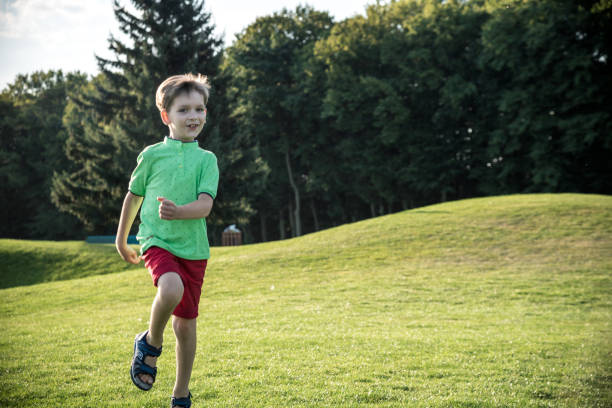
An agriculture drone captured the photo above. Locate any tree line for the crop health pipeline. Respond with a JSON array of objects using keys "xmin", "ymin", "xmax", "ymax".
[{"xmin": 1, "ymin": 0, "xmax": 610, "ymax": 244}]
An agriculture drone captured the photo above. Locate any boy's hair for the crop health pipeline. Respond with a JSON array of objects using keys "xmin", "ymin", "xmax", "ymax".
[{"xmin": 155, "ymin": 73, "xmax": 211, "ymax": 112}]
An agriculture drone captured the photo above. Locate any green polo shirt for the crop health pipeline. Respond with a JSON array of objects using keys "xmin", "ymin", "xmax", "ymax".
[{"xmin": 128, "ymin": 136, "xmax": 219, "ymax": 260}]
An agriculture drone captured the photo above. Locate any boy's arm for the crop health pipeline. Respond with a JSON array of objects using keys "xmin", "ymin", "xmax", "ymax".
[
  {"xmin": 116, "ymin": 191, "xmax": 144, "ymax": 264},
  {"xmin": 157, "ymin": 193, "xmax": 213, "ymax": 220}
]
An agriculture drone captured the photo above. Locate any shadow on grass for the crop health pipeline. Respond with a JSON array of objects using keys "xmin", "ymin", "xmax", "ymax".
[{"xmin": 0, "ymin": 241, "xmax": 140, "ymax": 290}]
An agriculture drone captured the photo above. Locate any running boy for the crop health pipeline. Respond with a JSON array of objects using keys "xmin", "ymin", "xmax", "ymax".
[{"xmin": 115, "ymin": 73, "xmax": 219, "ymax": 408}]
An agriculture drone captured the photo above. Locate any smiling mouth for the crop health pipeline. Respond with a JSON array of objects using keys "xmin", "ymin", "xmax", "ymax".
[{"xmin": 187, "ymin": 124, "xmax": 199, "ymax": 130}]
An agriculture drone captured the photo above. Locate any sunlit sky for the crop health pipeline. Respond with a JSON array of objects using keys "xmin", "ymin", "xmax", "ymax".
[{"xmin": 0, "ymin": 0, "xmax": 373, "ymax": 89}]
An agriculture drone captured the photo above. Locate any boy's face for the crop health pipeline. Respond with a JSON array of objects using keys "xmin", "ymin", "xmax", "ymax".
[{"xmin": 161, "ymin": 90, "xmax": 207, "ymax": 142}]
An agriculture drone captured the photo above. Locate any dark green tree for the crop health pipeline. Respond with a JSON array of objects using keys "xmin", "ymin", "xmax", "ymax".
[
  {"xmin": 202, "ymin": 67, "xmax": 270, "ymax": 244},
  {"xmin": 317, "ymin": 0, "xmax": 486, "ymax": 211},
  {"xmin": 0, "ymin": 92, "xmax": 27, "ymax": 238},
  {"xmin": 51, "ymin": 0, "xmax": 224, "ymax": 233},
  {"xmin": 400, "ymin": 0, "xmax": 487, "ymax": 202},
  {"xmin": 1, "ymin": 71, "xmax": 87, "ymax": 239},
  {"xmin": 315, "ymin": 7, "xmax": 399, "ymax": 216},
  {"xmin": 224, "ymin": 6, "xmax": 333, "ymax": 238},
  {"xmin": 476, "ymin": 0, "xmax": 612, "ymax": 193}
]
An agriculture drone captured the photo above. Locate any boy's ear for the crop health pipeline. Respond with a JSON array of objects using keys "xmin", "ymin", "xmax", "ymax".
[{"xmin": 160, "ymin": 109, "xmax": 170, "ymax": 125}]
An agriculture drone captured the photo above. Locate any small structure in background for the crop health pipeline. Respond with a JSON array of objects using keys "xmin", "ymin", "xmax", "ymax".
[{"xmin": 222, "ymin": 224, "xmax": 242, "ymax": 246}]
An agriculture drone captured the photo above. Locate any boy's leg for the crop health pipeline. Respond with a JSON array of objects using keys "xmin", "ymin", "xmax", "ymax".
[
  {"xmin": 140, "ymin": 272, "xmax": 184, "ymax": 386},
  {"xmin": 172, "ymin": 316, "xmax": 197, "ymax": 399}
]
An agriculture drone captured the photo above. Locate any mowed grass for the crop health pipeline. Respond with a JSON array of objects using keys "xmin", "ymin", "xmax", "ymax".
[
  {"xmin": 0, "ymin": 193, "xmax": 610, "ymax": 407},
  {"xmin": 0, "ymin": 240, "xmax": 141, "ymax": 289}
]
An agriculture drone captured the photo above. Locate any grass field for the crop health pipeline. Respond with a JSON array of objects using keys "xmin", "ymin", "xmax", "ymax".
[
  {"xmin": 0, "ymin": 240, "xmax": 142, "ymax": 289},
  {"xmin": 0, "ymin": 193, "xmax": 610, "ymax": 407}
]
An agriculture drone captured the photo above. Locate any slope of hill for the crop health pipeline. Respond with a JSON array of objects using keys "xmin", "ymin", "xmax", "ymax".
[
  {"xmin": 0, "ymin": 194, "xmax": 610, "ymax": 407},
  {"xmin": 0, "ymin": 239, "xmax": 141, "ymax": 289}
]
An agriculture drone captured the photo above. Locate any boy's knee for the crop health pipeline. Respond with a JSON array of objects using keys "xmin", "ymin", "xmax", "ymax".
[
  {"xmin": 173, "ymin": 316, "xmax": 196, "ymax": 340},
  {"xmin": 157, "ymin": 272, "xmax": 184, "ymax": 305}
]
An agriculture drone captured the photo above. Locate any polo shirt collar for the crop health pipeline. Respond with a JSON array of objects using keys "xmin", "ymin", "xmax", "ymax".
[{"xmin": 164, "ymin": 136, "xmax": 198, "ymax": 150}]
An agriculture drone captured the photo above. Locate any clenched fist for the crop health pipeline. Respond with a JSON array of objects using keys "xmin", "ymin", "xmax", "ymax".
[{"xmin": 157, "ymin": 196, "xmax": 180, "ymax": 220}]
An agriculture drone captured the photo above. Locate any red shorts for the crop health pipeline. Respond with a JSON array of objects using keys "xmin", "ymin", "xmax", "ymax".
[{"xmin": 142, "ymin": 246, "xmax": 207, "ymax": 319}]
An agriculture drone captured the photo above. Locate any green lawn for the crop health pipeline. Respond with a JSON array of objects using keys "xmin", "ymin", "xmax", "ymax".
[
  {"xmin": 0, "ymin": 194, "xmax": 610, "ymax": 407},
  {"xmin": 0, "ymin": 239, "xmax": 141, "ymax": 289}
]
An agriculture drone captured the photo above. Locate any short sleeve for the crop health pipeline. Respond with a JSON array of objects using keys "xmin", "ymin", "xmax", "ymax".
[
  {"xmin": 198, "ymin": 154, "xmax": 219, "ymax": 200},
  {"xmin": 128, "ymin": 151, "xmax": 148, "ymax": 196}
]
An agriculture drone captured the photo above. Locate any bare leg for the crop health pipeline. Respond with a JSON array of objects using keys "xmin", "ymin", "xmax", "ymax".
[
  {"xmin": 172, "ymin": 316, "xmax": 197, "ymax": 399},
  {"xmin": 140, "ymin": 272, "xmax": 184, "ymax": 385}
]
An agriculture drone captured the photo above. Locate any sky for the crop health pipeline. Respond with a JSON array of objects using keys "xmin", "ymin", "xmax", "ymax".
[{"xmin": 0, "ymin": 0, "xmax": 373, "ymax": 90}]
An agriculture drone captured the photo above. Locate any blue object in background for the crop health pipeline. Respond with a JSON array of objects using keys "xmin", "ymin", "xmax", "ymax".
[{"xmin": 86, "ymin": 235, "xmax": 138, "ymax": 244}]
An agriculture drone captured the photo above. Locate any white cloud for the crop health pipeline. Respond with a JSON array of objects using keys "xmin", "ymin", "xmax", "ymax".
[
  {"xmin": 0, "ymin": 0, "xmax": 118, "ymax": 86},
  {"xmin": 0, "ymin": 0, "xmax": 370, "ymax": 88},
  {"xmin": 1, "ymin": 0, "xmax": 107, "ymax": 40}
]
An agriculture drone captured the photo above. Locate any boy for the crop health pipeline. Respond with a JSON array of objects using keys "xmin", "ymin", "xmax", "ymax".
[{"xmin": 115, "ymin": 73, "xmax": 219, "ymax": 408}]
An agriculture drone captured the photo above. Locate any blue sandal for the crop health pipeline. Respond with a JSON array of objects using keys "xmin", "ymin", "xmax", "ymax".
[
  {"xmin": 171, "ymin": 392, "xmax": 192, "ymax": 408},
  {"xmin": 130, "ymin": 331, "xmax": 162, "ymax": 391}
]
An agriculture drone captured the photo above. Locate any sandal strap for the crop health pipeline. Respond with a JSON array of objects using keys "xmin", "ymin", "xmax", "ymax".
[
  {"xmin": 171, "ymin": 392, "xmax": 192, "ymax": 408},
  {"xmin": 133, "ymin": 360, "xmax": 157, "ymax": 377},
  {"xmin": 136, "ymin": 331, "xmax": 162, "ymax": 357},
  {"xmin": 131, "ymin": 330, "xmax": 161, "ymax": 390}
]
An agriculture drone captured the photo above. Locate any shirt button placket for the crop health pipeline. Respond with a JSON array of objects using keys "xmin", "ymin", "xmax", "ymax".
[{"xmin": 179, "ymin": 145, "xmax": 184, "ymax": 170}]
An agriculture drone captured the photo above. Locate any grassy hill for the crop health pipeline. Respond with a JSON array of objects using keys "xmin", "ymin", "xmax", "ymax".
[
  {"xmin": 0, "ymin": 240, "xmax": 142, "ymax": 289},
  {"xmin": 0, "ymin": 194, "xmax": 610, "ymax": 407}
]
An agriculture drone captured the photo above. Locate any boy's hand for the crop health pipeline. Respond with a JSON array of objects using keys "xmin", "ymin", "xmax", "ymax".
[
  {"xmin": 116, "ymin": 243, "xmax": 141, "ymax": 264},
  {"xmin": 157, "ymin": 196, "xmax": 180, "ymax": 220}
]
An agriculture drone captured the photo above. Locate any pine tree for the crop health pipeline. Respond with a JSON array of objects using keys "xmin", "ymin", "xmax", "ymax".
[{"xmin": 52, "ymin": 0, "xmax": 223, "ymax": 233}]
